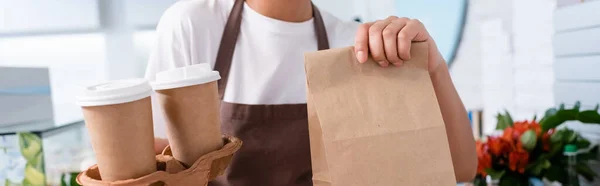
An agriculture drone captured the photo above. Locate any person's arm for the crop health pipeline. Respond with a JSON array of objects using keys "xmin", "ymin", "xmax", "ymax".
[
  {"xmin": 354, "ymin": 16, "xmax": 477, "ymax": 182},
  {"xmin": 430, "ymin": 62, "xmax": 478, "ymax": 182}
]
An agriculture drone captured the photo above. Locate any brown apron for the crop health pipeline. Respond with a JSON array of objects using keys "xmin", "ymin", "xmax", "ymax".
[{"xmin": 209, "ymin": 0, "xmax": 329, "ymax": 185}]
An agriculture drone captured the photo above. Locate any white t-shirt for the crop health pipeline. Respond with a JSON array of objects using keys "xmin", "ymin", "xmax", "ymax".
[{"xmin": 145, "ymin": 0, "xmax": 359, "ymax": 136}]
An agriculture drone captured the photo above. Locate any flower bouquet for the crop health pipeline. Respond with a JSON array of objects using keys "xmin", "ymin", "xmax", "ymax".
[{"xmin": 474, "ymin": 102, "xmax": 600, "ymax": 186}]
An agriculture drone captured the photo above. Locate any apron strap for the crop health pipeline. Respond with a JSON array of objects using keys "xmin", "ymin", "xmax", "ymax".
[
  {"xmin": 312, "ymin": 3, "xmax": 329, "ymax": 51},
  {"xmin": 214, "ymin": 0, "xmax": 330, "ymax": 99}
]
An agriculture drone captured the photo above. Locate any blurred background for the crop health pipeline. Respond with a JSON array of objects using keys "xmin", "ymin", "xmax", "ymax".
[{"xmin": 1, "ymin": 0, "xmax": 599, "ymax": 185}]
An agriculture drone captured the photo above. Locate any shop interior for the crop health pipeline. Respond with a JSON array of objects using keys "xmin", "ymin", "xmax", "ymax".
[{"xmin": 1, "ymin": 0, "xmax": 599, "ymax": 185}]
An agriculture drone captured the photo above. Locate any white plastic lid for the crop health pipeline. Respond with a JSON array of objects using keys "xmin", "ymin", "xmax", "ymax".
[
  {"xmin": 76, "ymin": 78, "xmax": 153, "ymax": 106},
  {"xmin": 151, "ymin": 63, "xmax": 221, "ymax": 90}
]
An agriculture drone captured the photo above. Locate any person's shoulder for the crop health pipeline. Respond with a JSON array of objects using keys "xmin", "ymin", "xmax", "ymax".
[
  {"xmin": 156, "ymin": 0, "xmax": 232, "ymax": 32},
  {"xmin": 320, "ymin": 10, "xmax": 360, "ymax": 48}
]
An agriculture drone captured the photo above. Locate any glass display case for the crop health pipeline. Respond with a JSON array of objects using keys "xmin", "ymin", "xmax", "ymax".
[
  {"xmin": 0, "ymin": 63, "xmax": 95, "ymax": 186},
  {"xmin": 0, "ymin": 120, "xmax": 94, "ymax": 186}
]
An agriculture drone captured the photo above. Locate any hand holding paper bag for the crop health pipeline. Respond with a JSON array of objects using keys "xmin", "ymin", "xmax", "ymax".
[{"xmin": 305, "ymin": 42, "xmax": 456, "ymax": 186}]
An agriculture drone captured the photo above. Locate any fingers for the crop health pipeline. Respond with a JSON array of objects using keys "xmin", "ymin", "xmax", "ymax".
[
  {"xmin": 369, "ymin": 20, "xmax": 389, "ymax": 67},
  {"xmin": 354, "ymin": 22, "xmax": 373, "ymax": 63},
  {"xmin": 382, "ymin": 18, "xmax": 409, "ymax": 66},
  {"xmin": 356, "ymin": 17, "xmax": 430, "ymax": 67},
  {"xmin": 368, "ymin": 18, "xmax": 393, "ymax": 67},
  {"xmin": 397, "ymin": 19, "xmax": 428, "ymax": 61}
]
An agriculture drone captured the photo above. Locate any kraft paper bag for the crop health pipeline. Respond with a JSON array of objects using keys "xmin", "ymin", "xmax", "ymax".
[{"xmin": 305, "ymin": 42, "xmax": 456, "ymax": 186}]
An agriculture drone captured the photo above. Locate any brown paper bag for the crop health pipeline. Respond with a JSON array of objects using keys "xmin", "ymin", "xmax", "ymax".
[{"xmin": 305, "ymin": 43, "xmax": 456, "ymax": 186}]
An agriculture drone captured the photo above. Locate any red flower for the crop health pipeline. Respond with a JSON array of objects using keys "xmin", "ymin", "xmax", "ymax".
[
  {"xmin": 542, "ymin": 128, "xmax": 554, "ymax": 151},
  {"xmin": 488, "ymin": 137, "xmax": 511, "ymax": 156},
  {"xmin": 502, "ymin": 127, "xmax": 515, "ymax": 143},
  {"xmin": 513, "ymin": 121, "xmax": 528, "ymax": 135},
  {"xmin": 513, "ymin": 120, "xmax": 542, "ymax": 136},
  {"xmin": 530, "ymin": 122, "xmax": 542, "ymax": 137},
  {"xmin": 509, "ymin": 142, "xmax": 530, "ymax": 173},
  {"xmin": 478, "ymin": 118, "xmax": 551, "ymax": 177},
  {"xmin": 476, "ymin": 141, "xmax": 492, "ymax": 177}
]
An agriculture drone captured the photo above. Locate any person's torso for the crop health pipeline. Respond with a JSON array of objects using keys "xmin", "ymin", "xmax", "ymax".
[
  {"xmin": 157, "ymin": 0, "xmax": 359, "ymax": 105},
  {"xmin": 148, "ymin": 1, "xmax": 360, "ymax": 185}
]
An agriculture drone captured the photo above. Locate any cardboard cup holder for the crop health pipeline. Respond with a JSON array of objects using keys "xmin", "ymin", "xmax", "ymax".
[{"xmin": 77, "ymin": 136, "xmax": 242, "ymax": 186}]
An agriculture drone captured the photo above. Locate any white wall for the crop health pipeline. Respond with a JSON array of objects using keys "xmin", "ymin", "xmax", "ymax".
[
  {"xmin": 450, "ymin": 0, "xmax": 556, "ymax": 134},
  {"xmin": 0, "ymin": 0, "xmax": 100, "ymax": 34},
  {"xmin": 553, "ymin": 1, "xmax": 600, "ymax": 153}
]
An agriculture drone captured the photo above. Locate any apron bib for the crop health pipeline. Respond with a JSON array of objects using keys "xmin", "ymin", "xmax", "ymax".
[{"xmin": 209, "ymin": 0, "xmax": 329, "ymax": 185}]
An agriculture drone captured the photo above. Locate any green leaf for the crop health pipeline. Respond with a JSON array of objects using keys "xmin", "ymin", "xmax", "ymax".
[
  {"xmin": 24, "ymin": 163, "xmax": 45, "ymax": 186},
  {"xmin": 578, "ymin": 110, "xmax": 600, "ymax": 123},
  {"xmin": 532, "ymin": 114, "xmax": 537, "ymax": 122},
  {"xmin": 544, "ymin": 164, "xmax": 568, "ymax": 183},
  {"xmin": 543, "ymin": 103, "xmax": 582, "ymax": 130},
  {"xmin": 541, "ymin": 115, "xmax": 564, "ymax": 131},
  {"xmin": 70, "ymin": 172, "xmax": 81, "ymax": 186},
  {"xmin": 575, "ymin": 137, "xmax": 591, "ymax": 149},
  {"xmin": 552, "ymin": 129, "xmax": 578, "ymax": 144},
  {"xmin": 485, "ymin": 168, "xmax": 506, "ymax": 180},
  {"xmin": 499, "ymin": 173, "xmax": 529, "ymax": 186},
  {"xmin": 540, "ymin": 108, "xmax": 557, "ymax": 124},
  {"xmin": 550, "ymin": 129, "xmax": 565, "ymax": 144},
  {"xmin": 546, "ymin": 108, "xmax": 558, "ymax": 115},
  {"xmin": 592, "ymin": 144, "xmax": 600, "ymax": 152},
  {"xmin": 573, "ymin": 101, "xmax": 581, "ymax": 111},
  {"xmin": 18, "ymin": 133, "xmax": 42, "ymax": 162},
  {"xmin": 504, "ymin": 110, "xmax": 514, "ymax": 126},
  {"xmin": 5, "ymin": 179, "xmax": 16, "ymax": 186},
  {"xmin": 557, "ymin": 109, "xmax": 579, "ymax": 121},
  {"xmin": 23, "ymin": 178, "xmax": 33, "ymax": 186},
  {"xmin": 578, "ymin": 151, "xmax": 599, "ymax": 162},
  {"xmin": 496, "ymin": 111, "xmax": 514, "ymax": 130},
  {"xmin": 590, "ymin": 145, "xmax": 599, "ymax": 158},
  {"xmin": 550, "ymin": 142, "xmax": 565, "ymax": 157},
  {"xmin": 473, "ymin": 177, "xmax": 487, "ymax": 186},
  {"xmin": 496, "ymin": 114, "xmax": 505, "ymax": 130},
  {"xmin": 526, "ymin": 159, "xmax": 551, "ymax": 176},
  {"xmin": 543, "ymin": 108, "xmax": 558, "ymax": 118},
  {"xmin": 563, "ymin": 130, "xmax": 577, "ymax": 143},
  {"xmin": 520, "ymin": 130, "xmax": 538, "ymax": 151},
  {"xmin": 28, "ymin": 152, "xmax": 44, "ymax": 171},
  {"xmin": 4, "ymin": 179, "xmax": 20, "ymax": 186},
  {"xmin": 578, "ymin": 146, "xmax": 599, "ymax": 161},
  {"xmin": 497, "ymin": 114, "xmax": 509, "ymax": 130},
  {"xmin": 61, "ymin": 173, "xmax": 68, "ymax": 186},
  {"xmin": 576, "ymin": 162, "xmax": 598, "ymax": 182}
]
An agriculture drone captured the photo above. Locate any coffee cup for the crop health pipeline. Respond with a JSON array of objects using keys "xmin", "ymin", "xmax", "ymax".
[
  {"xmin": 77, "ymin": 79, "xmax": 157, "ymax": 181},
  {"xmin": 151, "ymin": 63, "xmax": 223, "ymax": 166}
]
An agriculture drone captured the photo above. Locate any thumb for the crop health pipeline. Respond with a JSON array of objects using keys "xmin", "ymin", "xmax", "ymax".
[
  {"xmin": 154, "ymin": 138, "xmax": 169, "ymax": 154},
  {"xmin": 354, "ymin": 22, "xmax": 373, "ymax": 63}
]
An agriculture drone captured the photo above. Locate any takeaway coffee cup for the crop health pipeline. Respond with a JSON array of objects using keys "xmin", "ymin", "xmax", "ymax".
[
  {"xmin": 76, "ymin": 79, "xmax": 157, "ymax": 181},
  {"xmin": 151, "ymin": 63, "xmax": 223, "ymax": 166}
]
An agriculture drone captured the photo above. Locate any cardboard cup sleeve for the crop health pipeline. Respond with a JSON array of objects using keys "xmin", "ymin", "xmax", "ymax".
[
  {"xmin": 151, "ymin": 63, "xmax": 224, "ymax": 167},
  {"xmin": 77, "ymin": 79, "xmax": 158, "ymax": 181},
  {"xmin": 77, "ymin": 136, "xmax": 242, "ymax": 186}
]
